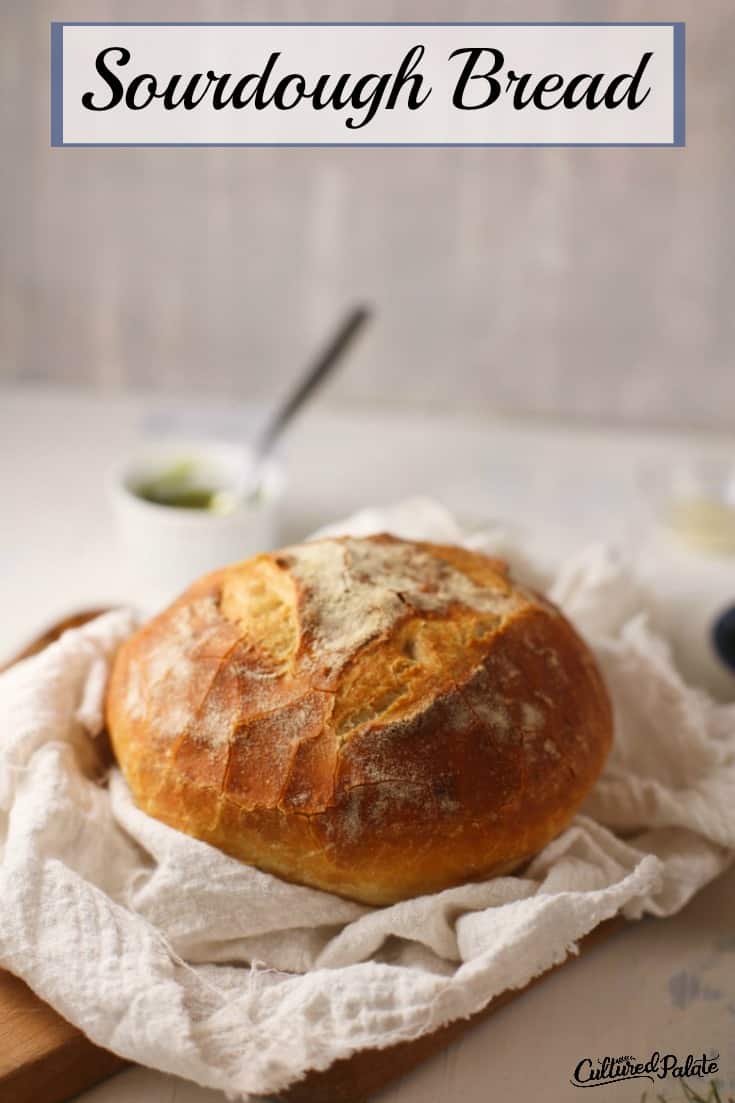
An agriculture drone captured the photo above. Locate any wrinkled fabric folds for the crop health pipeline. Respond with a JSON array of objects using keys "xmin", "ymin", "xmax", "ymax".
[{"xmin": 0, "ymin": 500, "xmax": 733, "ymax": 1100}]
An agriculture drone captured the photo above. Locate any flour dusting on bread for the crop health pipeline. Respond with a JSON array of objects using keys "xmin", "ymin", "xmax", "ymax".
[{"xmin": 282, "ymin": 536, "xmax": 520, "ymax": 672}]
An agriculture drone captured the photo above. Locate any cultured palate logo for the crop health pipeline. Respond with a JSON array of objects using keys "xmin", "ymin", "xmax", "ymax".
[{"xmin": 570, "ymin": 1051, "xmax": 720, "ymax": 1089}]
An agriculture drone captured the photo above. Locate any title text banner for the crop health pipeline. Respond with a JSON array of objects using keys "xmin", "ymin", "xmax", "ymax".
[{"xmin": 51, "ymin": 22, "xmax": 686, "ymax": 148}]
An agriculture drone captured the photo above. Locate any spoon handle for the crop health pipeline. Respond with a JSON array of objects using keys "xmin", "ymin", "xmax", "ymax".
[{"xmin": 254, "ymin": 305, "xmax": 371, "ymax": 462}]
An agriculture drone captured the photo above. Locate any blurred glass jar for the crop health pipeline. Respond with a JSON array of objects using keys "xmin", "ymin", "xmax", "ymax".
[
  {"xmin": 634, "ymin": 456, "xmax": 735, "ymax": 701},
  {"xmin": 638, "ymin": 458, "xmax": 735, "ymax": 555}
]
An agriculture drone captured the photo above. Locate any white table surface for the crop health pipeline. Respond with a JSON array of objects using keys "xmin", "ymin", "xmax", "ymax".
[{"xmin": 2, "ymin": 383, "xmax": 734, "ymax": 1103}]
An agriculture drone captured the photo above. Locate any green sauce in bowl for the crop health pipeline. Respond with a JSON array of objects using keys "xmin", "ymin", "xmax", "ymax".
[{"xmin": 133, "ymin": 460, "xmax": 221, "ymax": 511}]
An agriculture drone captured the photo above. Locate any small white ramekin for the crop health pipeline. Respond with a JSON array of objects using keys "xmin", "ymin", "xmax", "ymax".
[{"xmin": 109, "ymin": 439, "xmax": 284, "ymax": 610}]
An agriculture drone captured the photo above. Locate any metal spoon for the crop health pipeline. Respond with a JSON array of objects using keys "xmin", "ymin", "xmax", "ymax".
[{"xmin": 212, "ymin": 304, "xmax": 371, "ymax": 514}]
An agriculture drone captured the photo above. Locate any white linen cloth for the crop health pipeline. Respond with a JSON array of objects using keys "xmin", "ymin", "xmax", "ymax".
[{"xmin": 1, "ymin": 499, "xmax": 734, "ymax": 1100}]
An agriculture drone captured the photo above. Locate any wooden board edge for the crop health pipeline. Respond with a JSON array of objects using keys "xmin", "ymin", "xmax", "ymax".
[
  {"xmin": 0, "ymin": 1032, "xmax": 126, "ymax": 1103},
  {"xmin": 0, "ymin": 972, "xmax": 126, "ymax": 1103}
]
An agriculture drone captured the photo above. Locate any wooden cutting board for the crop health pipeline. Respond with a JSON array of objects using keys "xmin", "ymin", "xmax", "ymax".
[{"xmin": 0, "ymin": 612, "xmax": 625, "ymax": 1103}]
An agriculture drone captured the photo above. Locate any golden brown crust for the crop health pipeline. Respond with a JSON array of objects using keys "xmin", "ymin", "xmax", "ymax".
[{"xmin": 106, "ymin": 535, "xmax": 613, "ymax": 905}]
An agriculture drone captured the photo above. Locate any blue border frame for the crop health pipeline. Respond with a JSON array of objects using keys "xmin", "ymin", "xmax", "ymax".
[
  {"xmin": 50, "ymin": 22, "xmax": 64, "ymax": 147},
  {"xmin": 50, "ymin": 21, "xmax": 686, "ymax": 149},
  {"xmin": 673, "ymin": 22, "xmax": 686, "ymax": 147}
]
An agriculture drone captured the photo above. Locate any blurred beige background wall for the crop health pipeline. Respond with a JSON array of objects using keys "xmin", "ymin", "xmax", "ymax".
[{"xmin": 1, "ymin": 0, "xmax": 732, "ymax": 428}]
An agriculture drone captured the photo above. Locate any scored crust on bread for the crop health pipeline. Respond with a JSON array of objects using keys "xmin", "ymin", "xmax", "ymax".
[{"xmin": 106, "ymin": 535, "xmax": 613, "ymax": 905}]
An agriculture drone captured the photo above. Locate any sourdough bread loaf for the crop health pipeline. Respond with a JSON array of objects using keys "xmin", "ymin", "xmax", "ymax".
[{"xmin": 106, "ymin": 535, "xmax": 613, "ymax": 905}]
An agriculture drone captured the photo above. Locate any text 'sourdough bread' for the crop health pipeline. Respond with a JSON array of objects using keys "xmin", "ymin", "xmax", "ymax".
[{"xmin": 106, "ymin": 535, "xmax": 613, "ymax": 905}]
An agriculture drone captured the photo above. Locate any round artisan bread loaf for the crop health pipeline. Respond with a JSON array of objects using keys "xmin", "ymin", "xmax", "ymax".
[{"xmin": 106, "ymin": 534, "xmax": 613, "ymax": 905}]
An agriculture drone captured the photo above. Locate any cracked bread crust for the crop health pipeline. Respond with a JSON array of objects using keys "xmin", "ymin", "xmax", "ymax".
[{"xmin": 106, "ymin": 534, "xmax": 613, "ymax": 905}]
